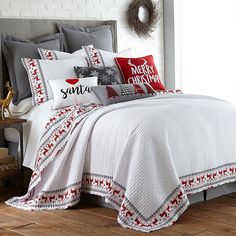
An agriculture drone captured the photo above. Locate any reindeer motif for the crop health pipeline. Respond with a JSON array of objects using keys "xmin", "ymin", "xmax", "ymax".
[{"xmin": 0, "ymin": 82, "xmax": 14, "ymax": 120}]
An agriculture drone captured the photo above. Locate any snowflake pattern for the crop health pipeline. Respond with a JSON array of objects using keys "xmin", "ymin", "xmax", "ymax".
[{"xmin": 74, "ymin": 66, "xmax": 121, "ymax": 85}]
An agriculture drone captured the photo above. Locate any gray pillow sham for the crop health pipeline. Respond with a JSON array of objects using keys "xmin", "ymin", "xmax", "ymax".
[
  {"xmin": 92, "ymin": 83, "xmax": 156, "ymax": 106},
  {"xmin": 58, "ymin": 24, "xmax": 114, "ymax": 53},
  {"xmin": 74, "ymin": 66, "xmax": 121, "ymax": 85},
  {"xmin": 1, "ymin": 33, "xmax": 63, "ymax": 104}
]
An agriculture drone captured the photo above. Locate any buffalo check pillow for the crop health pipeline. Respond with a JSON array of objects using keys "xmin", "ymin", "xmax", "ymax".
[
  {"xmin": 114, "ymin": 55, "xmax": 166, "ymax": 91},
  {"xmin": 92, "ymin": 83, "xmax": 156, "ymax": 106},
  {"xmin": 49, "ymin": 77, "xmax": 100, "ymax": 109},
  {"xmin": 22, "ymin": 57, "xmax": 88, "ymax": 106}
]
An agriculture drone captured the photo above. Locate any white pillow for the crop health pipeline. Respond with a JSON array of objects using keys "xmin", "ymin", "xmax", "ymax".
[
  {"xmin": 38, "ymin": 45, "xmax": 93, "ymax": 60},
  {"xmin": 22, "ymin": 57, "xmax": 88, "ymax": 106},
  {"xmin": 9, "ymin": 97, "xmax": 33, "ymax": 116},
  {"xmin": 49, "ymin": 77, "xmax": 100, "ymax": 109},
  {"xmin": 83, "ymin": 46, "xmax": 133, "ymax": 67}
]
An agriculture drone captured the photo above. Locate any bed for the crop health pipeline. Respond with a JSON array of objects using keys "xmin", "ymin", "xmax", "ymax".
[{"xmin": 1, "ymin": 18, "xmax": 236, "ymax": 233}]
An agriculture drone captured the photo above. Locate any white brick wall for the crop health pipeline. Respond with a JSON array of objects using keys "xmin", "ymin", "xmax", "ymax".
[{"xmin": 0, "ymin": 0, "xmax": 164, "ymax": 81}]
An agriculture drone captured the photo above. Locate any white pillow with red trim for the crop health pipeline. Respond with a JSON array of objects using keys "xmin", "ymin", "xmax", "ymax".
[
  {"xmin": 83, "ymin": 46, "xmax": 132, "ymax": 67},
  {"xmin": 49, "ymin": 77, "xmax": 100, "ymax": 109},
  {"xmin": 83, "ymin": 46, "xmax": 132, "ymax": 82},
  {"xmin": 38, "ymin": 47, "xmax": 91, "ymax": 60},
  {"xmin": 22, "ymin": 57, "xmax": 88, "ymax": 106}
]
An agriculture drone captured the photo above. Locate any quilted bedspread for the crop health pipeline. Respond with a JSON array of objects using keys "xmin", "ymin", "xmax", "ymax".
[{"xmin": 6, "ymin": 94, "xmax": 236, "ymax": 232}]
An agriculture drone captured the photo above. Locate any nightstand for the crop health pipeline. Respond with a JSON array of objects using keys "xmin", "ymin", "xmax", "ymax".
[{"xmin": 0, "ymin": 118, "xmax": 27, "ymax": 186}]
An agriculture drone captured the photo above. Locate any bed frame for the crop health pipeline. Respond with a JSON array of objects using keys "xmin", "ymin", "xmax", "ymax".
[{"xmin": 0, "ymin": 18, "xmax": 235, "ymax": 206}]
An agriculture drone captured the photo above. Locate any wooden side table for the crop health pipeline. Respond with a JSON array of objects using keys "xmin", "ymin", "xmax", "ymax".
[{"xmin": 0, "ymin": 118, "xmax": 27, "ymax": 184}]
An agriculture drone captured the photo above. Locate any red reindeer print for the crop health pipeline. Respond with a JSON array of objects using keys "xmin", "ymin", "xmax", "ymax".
[
  {"xmin": 66, "ymin": 120, "xmax": 71, "ymax": 128},
  {"xmin": 32, "ymin": 69, "xmax": 38, "ymax": 76},
  {"xmin": 34, "ymin": 76, "xmax": 40, "ymax": 81},
  {"xmin": 188, "ymin": 179, "xmax": 194, "ymax": 186},
  {"xmin": 135, "ymin": 218, "xmax": 141, "ymax": 225},
  {"xmin": 94, "ymin": 179, "xmax": 99, "ymax": 185},
  {"xmin": 49, "ymin": 195, "xmax": 55, "ymax": 202},
  {"xmin": 29, "ymin": 61, "xmax": 36, "ymax": 67},
  {"xmin": 178, "ymin": 191, "xmax": 183, "ymax": 200},
  {"xmin": 160, "ymin": 210, "xmax": 167, "ymax": 218},
  {"xmin": 121, "ymin": 204, "xmax": 126, "ymax": 212},
  {"xmin": 43, "ymin": 147, "xmax": 49, "ymax": 155},
  {"xmin": 41, "ymin": 196, "xmax": 48, "ymax": 202},
  {"xmin": 212, "ymin": 172, "xmax": 217, "ymax": 178},
  {"xmin": 58, "ymin": 194, "xmax": 64, "ymax": 201},
  {"xmin": 207, "ymin": 174, "xmax": 213, "ymax": 180},
  {"xmin": 39, "ymin": 97, "xmax": 45, "ymax": 104},
  {"xmin": 54, "ymin": 134, "xmax": 59, "ymax": 142},
  {"xmin": 182, "ymin": 180, "xmax": 188, "ymax": 187},
  {"xmin": 65, "ymin": 191, "xmax": 69, "ymax": 198},
  {"xmin": 71, "ymin": 189, "xmax": 78, "ymax": 196},
  {"xmin": 59, "ymin": 129, "xmax": 66, "ymax": 135},
  {"xmin": 99, "ymin": 180, "xmax": 104, "ymax": 186},
  {"xmin": 166, "ymin": 205, "xmax": 171, "ymax": 213},
  {"xmin": 152, "ymin": 218, "xmax": 158, "ymax": 225},
  {"xmin": 113, "ymin": 189, "xmax": 120, "ymax": 196},
  {"xmin": 171, "ymin": 198, "xmax": 178, "ymax": 206},
  {"xmin": 126, "ymin": 210, "xmax": 134, "ymax": 218},
  {"xmin": 37, "ymin": 89, "xmax": 43, "ymax": 95}
]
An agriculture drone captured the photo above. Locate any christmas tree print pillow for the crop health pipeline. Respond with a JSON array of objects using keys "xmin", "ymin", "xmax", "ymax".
[
  {"xmin": 114, "ymin": 55, "xmax": 166, "ymax": 91},
  {"xmin": 74, "ymin": 66, "xmax": 121, "ymax": 85},
  {"xmin": 49, "ymin": 77, "xmax": 100, "ymax": 109},
  {"xmin": 92, "ymin": 83, "xmax": 156, "ymax": 106}
]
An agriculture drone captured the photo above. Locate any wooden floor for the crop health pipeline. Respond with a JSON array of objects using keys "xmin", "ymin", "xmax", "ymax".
[{"xmin": 0, "ymin": 186, "xmax": 236, "ymax": 236}]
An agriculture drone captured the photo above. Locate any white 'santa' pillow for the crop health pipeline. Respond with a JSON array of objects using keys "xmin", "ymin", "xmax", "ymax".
[
  {"xmin": 22, "ymin": 57, "xmax": 88, "ymax": 106},
  {"xmin": 38, "ymin": 45, "xmax": 93, "ymax": 60},
  {"xmin": 49, "ymin": 77, "xmax": 100, "ymax": 109}
]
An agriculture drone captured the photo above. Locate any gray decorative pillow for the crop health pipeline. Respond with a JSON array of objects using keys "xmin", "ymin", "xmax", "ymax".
[
  {"xmin": 92, "ymin": 83, "xmax": 156, "ymax": 106},
  {"xmin": 58, "ymin": 24, "xmax": 114, "ymax": 53},
  {"xmin": 74, "ymin": 66, "xmax": 121, "ymax": 85},
  {"xmin": 2, "ymin": 33, "xmax": 63, "ymax": 104}
]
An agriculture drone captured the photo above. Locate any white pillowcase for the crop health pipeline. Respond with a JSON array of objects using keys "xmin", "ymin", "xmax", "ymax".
[
  {"xmin": 83, "ymin": 46, "xmax": 132, "ymax": 67},
  {"xmin": 38, "ymin": 45, "xmax": 93, "ymax": 60},
  {"xmin": 22, "ymin": 57, "xmax": 88, "ymax": 106},
  {"xmin": 49, "ymin": 77, "xmax": 100, "ymax": 109}
]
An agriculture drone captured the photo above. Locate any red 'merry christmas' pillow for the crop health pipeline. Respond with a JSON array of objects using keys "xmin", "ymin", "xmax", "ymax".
[{"xmin": 115, "ymin": 55, "xmax": 165, "ymax": 91}]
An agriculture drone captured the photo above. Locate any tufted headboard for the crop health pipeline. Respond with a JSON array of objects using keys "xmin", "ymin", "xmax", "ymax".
[{"xmin": 0, "ymin": 18, "xmax": 118, "ymax": 98}]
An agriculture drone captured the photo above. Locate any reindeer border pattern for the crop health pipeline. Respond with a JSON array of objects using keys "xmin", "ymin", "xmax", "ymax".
[
  {"xmin": 22, "ymin": 58, "xmax": 49, "ymax": 106},
  {"xmin": 8, "ymin": 163, "xmax": 236, "ymax": 231},
  {"xmin": 83, "ymin": 46, "xmax": 105, "ymax": 67},
  {"xmin": 38, "ymin": 49, "xmax": 58, "ymax": 60}
]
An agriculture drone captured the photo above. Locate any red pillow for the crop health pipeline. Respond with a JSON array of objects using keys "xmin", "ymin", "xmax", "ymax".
[{"xmin": 115, "ymin": 55, "xmax": 165, "ymax": 91}]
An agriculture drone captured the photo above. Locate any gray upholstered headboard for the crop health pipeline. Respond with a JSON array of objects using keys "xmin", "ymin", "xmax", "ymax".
[{"xmin": 0, "ymin": 18, "xmax": 118, "ymax": 98}]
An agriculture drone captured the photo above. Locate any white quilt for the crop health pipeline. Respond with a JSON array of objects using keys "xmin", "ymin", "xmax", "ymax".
[{"xmin": 6, "ymin": 94, "xmax": 236, "ymax": 232}]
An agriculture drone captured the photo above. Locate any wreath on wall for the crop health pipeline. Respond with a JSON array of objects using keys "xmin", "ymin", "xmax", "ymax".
[{"xmin": 127, "ymin": 0, "xmax": 160, "ymax": 38}]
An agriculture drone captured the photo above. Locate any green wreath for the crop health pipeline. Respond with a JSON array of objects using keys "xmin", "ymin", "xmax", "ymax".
[{"xmin": 127, "ymin": 0, "xmax": 160, "ymax": 38}]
